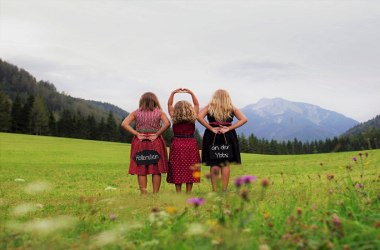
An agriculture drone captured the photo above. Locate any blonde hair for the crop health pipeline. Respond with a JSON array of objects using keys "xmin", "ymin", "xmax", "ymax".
[
  {"xmin": 208, "ymin": 89, "xmax": 234, "ymax": 122},
  {"xmin": 139, "ymin": 92, "xmax": 161, "ymax": 111},
  {"xmin": 172, "ymin": 101, "xmax": 197, "ymax": 124}
]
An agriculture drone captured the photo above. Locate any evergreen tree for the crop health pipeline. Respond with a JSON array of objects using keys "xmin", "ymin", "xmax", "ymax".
[
  {"xmin": 21, "ymin": 94, "xmax": 34, "ymax": 134},
  {"xmin": 11, "ymin": 95, "xmax": 23, "ymax": 132},
  {"xmin": 48, "ymin": 111, "xmax": 57, "ymax": 136},
  {"xmin": 105, "ymin": 111, "xmax": 118, "ymax": 141},
  {"xmin": 30, "ymin": 96, "xmax": 49, "ymax": 135},
  {"xmin": 0, "ymin": 91, "xmax": 12, "ymax": 131},
  {"xmin": 194, "ymin": 128, "xmax": 202, "ymax": 149}
]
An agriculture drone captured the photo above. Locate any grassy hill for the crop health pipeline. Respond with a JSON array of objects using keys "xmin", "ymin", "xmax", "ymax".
[{"xmin": 1, "ymin": 132, "xmax": 379, "ymax": 249}]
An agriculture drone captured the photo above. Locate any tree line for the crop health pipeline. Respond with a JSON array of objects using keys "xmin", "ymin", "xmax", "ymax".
[
  {"xmin": 237, "ymin": 129, "xmax": 380, "ymax": 155},
  {"xmin": 0, "ymin": 91, "xmax": 204, "ymax": 146}
]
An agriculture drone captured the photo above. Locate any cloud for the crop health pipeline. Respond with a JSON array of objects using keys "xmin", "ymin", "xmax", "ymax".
[{"xmin": 219, "ymin": 60, "xmax": 305, "ymax": 81}]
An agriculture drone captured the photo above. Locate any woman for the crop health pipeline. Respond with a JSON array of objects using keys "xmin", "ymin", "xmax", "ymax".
[{"xmin": 198, "ymin": 89, "xmax": 247, "ymax": 191}]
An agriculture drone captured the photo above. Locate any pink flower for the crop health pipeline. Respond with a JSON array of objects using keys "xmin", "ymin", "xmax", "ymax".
[
  {"xmin": 187, "ymin": 197, "xmax": 205, "ymax": 207},
  {"xmin": 353, "ymin": 157, "xmax": 357, "ymax": 162}
]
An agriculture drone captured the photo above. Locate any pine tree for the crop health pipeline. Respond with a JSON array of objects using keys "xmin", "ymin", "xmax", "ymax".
[
  {"xmin": 30, "ymin": 96, "xmax": 49, "ymax": 135},
  {"xmin": 11, "ymin": 95, "xmax": 23, "ymax": 132},
  {"xmin": 0, "ymin": 91, "xmax": 12, "ymax": 131}
]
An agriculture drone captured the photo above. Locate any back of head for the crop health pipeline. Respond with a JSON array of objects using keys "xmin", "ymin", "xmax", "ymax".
[
  {"xmin": 139, "ymin": 92, "xmax": 161, "ymax": 111},
  {"xmin": 208, "ymin": 89, "xmax": 234, "ymax": 122},
  {"xmin": 172, "ymin": 100, "xmax": 196, "ymax": 124}
]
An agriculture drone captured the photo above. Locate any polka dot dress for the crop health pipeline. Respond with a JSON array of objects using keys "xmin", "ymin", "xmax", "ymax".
[{"xmin": 167, "ymin": 122, "xmax": 201, "ymax": 184}]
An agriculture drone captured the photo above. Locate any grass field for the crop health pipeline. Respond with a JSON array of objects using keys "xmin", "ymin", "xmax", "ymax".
[{"xmin": 0, "ymin": 132, "xmax": 379, "ymax": 249}]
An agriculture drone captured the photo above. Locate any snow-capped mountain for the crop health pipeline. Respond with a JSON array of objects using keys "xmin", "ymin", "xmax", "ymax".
[{"xmin": 237, "ymin": 98, "xmax": 359, "ymax": 141}]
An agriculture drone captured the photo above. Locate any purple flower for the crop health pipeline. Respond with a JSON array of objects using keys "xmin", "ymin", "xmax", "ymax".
[
  {"xmin": 242, "ymin": 175, "xmax": 257, "ymax": 184},
  {"xmin": 353, "ymin": 157, "xmax": 357, "ymax": 162},
  {"xmin": 234, "ymin": 177, "xmax": 244, "ymax": 187},
  {"xmin": 187, "ymin": 197, "xmax": 205, "ymax": 207},
  {"xmin": 235, "ymin": 175, "xmax": 257, "ymax": 187}
]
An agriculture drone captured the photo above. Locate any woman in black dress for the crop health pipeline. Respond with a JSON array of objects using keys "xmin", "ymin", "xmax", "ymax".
[{"xmin": 198, "ymin": 89, "xmax": 247, "ymax": 191}]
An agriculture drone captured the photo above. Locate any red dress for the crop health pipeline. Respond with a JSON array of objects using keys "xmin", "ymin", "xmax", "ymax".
[
  {"xmin": 129, "ymin": 108, "xmax": 168, "ymax": 175},
  {"xmin": 167, "ymin": 122, "xmax": 201, "ymax": 184}
]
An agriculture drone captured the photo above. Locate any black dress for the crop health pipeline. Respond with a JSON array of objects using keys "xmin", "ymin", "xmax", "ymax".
[{"xmin": 201, "ymin": 113, "xmax": 241, "ymax": 166}]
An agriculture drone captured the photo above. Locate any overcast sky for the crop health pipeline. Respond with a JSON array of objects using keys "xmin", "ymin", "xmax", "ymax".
[{"xmin": 1, "ymin": 0, "xmax": 379, "ymax": 122}]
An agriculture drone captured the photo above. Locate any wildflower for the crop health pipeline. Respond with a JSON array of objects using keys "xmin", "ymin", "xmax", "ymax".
[
  {"xmin": 311, "ymin": 204, "xmax": 317, "ymax": 211},
  {"xmin": 296, "ymin": 207, "xmax": 302, "ymax": 216},
  {"xmin": 165, "ymin": 206, "xmax": 178, "ymax": 215},
  {"xmin": 186, "ymin": 223, "xmax": 206, "ymax": 236},
  {"xmin": 326, "ymin": 174, "xmax": 334, "ymax": 181},
  {"xmin": 346, "ymin": 165, "xmax": 352, "ymax": 171},
  {"xmin": 374, "ymin": 221, "xmax": 380, "ymax": 228},
  {"xmin": 192, "ymin": 171, "xmax": 201, "ymax": 179},
  {"xmin": 104, "ymin": 186, "xmax": 117, "ymax": 191},
  {"xmin": 359, "ymin": 152, "xmax": 363, "ymax": 157},
  {"xmin": 332, "ymin": 213, "xmax": 342, "ymax": 229},
  {"xmin": 240, "ymin": 189, "xmax": 249, "ymax": 201},
  {"xmin": 151, "ymin": 207, "xmax": 160, "ymax": 213},
  {"xmin": 187, "ymin": 197, "xmax": 205, "ymax": 207},
  {"xmin": 109, "ymin": 213, "xmax": 117, "ymax": 220},
  {"xmin": 343, "ymin": 245, "xmax": 350, "ymax": 250},
  {"xmin": 355, "ymin": 183, "xmax": 364, "ymax": 189},
  {"xmin": 263, "ymin": 212, "xmax": 271, "ymax": 219},
  {"xmin": 320, "ymin": 162, "xmax": 323, "ymax": 167},
  {"xmin": 190, "ymin": 163, "xmax": 201, "ymax": 171},
  {"xmin": 204, "ymin": 173, "xmax": 211, "ymax": 180},
  {"xmin": 365, "ymin": 152, "xmax": 368, "ymax": 157},
  {"xmin": 24, "ymin": 182, "xmax": 51, "ymax": 194},
  {"xmin": 352, "ymin": 157, "xmax": 357, "ymax": 162},
  {"xmin": 261, "ymin": 178, "xmax": 270, "ymax": 187},
  {"xmin": 259, "ymin": 244, "xmax": 271, "ymax": 250},
  {"xmin": 234, "ymin": 177, "xmax": 243, "ymax": 188},
  {"xmin": 242, "ymin": 175, "xmax": 257, "ymax": 184}
]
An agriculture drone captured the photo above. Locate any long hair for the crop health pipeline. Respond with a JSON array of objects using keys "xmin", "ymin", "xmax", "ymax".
[
  {"xmin": 172, "ymin": 100, "xmax": 197, "ymax": 124},
  {"xmin": 139, "ymin": 92, "xmax": 161, "ymax": 111},
  {"xmin": 207, "ymin": 89, "xmax": 234, "ymax": 122}
]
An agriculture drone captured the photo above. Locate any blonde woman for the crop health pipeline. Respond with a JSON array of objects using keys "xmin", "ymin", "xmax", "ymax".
[
  {"xmin": 198, "ymin": 89, "xmax": 247, "ymax": 192},
  {"xmin": 166, "ymin": 88, "xmax": 201, "ymax": 193}
]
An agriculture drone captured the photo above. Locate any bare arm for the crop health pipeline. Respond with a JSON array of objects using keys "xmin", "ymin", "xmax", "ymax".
[
  {"xmin": 197, "ymin": 106, "xmax": 220, "ymax": 134},
  {"xmin": 183, "ymin": 88, "xmax": 199, "ymax": 114},
  {"xmin": 167, "ymin": 88, "xmax": 181, "ymax": 117},
  {"xmin": 121, "ymin": 112, "xmax": 146, "ymax": 140},
  {"xmin": 219, "ymin": 107, "xmax": 248, "ymax": 134}
]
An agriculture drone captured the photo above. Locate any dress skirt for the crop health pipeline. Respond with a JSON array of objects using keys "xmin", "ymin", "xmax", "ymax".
[
  {"xmin": 167, "ymin": 137, "xmax": 201, "ymax": 184},
  {"xmin": 129, "ymin": 135, "xmax": 168, "ymax": 175},
  {"xmin": 201, "ymin": 129, "xmax": 241, "ymax": 167}
]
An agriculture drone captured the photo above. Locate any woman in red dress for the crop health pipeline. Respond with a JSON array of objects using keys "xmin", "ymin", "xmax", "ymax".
[
  {"xmin": 121, "ymin": 92, "xmax": 170, "ymax": 194},
  {"xmin": 166, "ymin": 88, "xmax": 201, "ymax": 193}
]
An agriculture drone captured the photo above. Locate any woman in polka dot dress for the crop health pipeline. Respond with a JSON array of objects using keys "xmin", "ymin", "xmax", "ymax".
[{"xmin": 166, "ymin": 88, "xmax": 201, "ymax": 193}]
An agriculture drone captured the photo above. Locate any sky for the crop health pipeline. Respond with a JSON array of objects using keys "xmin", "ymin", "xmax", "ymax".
[{"xmin": 1, "ymin": 0, "xmax": 380, "ymax": 122}]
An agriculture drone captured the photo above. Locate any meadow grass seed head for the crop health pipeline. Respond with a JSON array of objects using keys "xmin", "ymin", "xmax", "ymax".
[
  {"xmin": 365, "ymin": 152, "xmax": 368, "ymax": 157},
  {"xmin": 259, "ymin": 244, "xmax": 271, "ymax": 250}
]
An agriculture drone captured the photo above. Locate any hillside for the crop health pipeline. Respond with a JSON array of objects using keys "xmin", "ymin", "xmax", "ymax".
[
  {"xmin": 343, "ymin": 115, "xmax": 380, "ymax": 136},
  {"xmin": 0, "ymin": 59, "xmax": 128, "ymax": 122}
]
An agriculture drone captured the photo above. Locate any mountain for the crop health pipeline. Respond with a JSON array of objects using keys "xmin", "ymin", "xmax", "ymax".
[
  {"xmin": 0, "ymin": 59, "xmax": 128, "ymax": 122},
  {"xmin": 342, "ymin": 115, "xmax": 380, "ymax": 136},
  {"xmin": 239, "ymin": 98, "xmax": 359, "ymax": 141}
]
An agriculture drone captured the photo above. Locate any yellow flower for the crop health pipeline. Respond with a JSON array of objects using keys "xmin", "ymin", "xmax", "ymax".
[
  {"xmin": 165, "ymin": 206, "xmax": 178, "ymax": 215},
  {"xmin": 192, "ymin": 171, "xmax": 201, "ymax": 179}
]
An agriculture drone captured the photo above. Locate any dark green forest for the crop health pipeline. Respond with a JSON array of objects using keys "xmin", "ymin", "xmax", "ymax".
[{"xmin": 0, "ymin": 59, "xmax": 379, "ymax": 154}]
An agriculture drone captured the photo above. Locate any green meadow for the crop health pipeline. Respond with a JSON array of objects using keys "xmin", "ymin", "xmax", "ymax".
[{"xmin": 0, "ymin": 132, "xmax": 379, "ymax": 249}]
